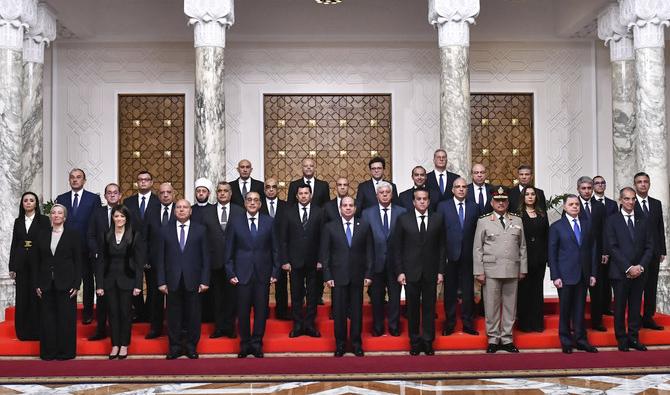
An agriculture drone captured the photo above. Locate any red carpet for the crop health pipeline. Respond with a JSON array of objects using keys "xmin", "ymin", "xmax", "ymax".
[{"xmin": 1, "ymin": 298, "xmax": 670, "ymax": 356}]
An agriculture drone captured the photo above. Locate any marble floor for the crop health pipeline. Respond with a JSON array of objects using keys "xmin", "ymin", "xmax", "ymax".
[{"xmin": 1, "ymin": 375, "xmax": 670, "ymax": 394}]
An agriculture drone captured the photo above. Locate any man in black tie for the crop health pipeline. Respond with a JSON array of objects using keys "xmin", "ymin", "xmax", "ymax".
[
  {"xmin": 86, "ymin": 183, "xmax": 123, "ymax": 341},
  {"xmin": 281, "ymin": 183, "xmax": 325, "ymax": 338},
  {"xmin": 467, "ymin": 164, "xmax": 494, "ymax": 215},
  {"xmin": 425, "ymin": 149, "xmax": 460, "ymax": 202},
  {"xmin": 157, "ymin": 199, "xmax": 210, "ymax": 359},
  {"xmin": 287, "ymin": 158, "xmax": 331, "ymax": 207},
  {"xmin": 144, "ymin": 182, "xmax": 176, "ymax": 339},
  {"xmin": 633, "ymin": 172, "xmax": 667, "ymax": 330},
  {"xmin": 324, "ymin": 177, "xmax": 350, "ymax": 223},
  {"xmin": 394, "ymin": 188, "xmax": 446, "ymax": 356},
  {"xmin": 398, "ymin": 166, "xmax": 438, "ymax": 212},
  {"xmin": 507, "ymin": 165, "xmax": 547, "ymax": 214},
  {"xmin": 260, "ymin": 178, "xmax": 289, "ymax": 319},
  {"xmin": 606, "ymin": 187, "xmax": 654, "ymax": 351},
  {"xmin": 230, "ymin": 159, "xmax": 265, "ymax": 207},
  {"xmin": 355, "ymin": 156, "xmax": 399, "ymax": 212},
  {"xmin": 320, "ymin": 197, "xmax": 373, "ymax": 357}
]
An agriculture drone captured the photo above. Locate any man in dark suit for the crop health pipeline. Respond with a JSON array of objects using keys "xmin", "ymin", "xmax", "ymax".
[
  {"xmin": 157, "ymin": 199, "xmax": 210, "ymax": 359},
  {"xmin": 576, "ymin": 176, "xmax": 609, "ymax": 332},
  {"xmin": 260, "ymin": 178, "xmax": 289, "ymax": 320},
  {"xmin": 324, "ymin": 177, "xmax": 350, "ymax": 223},
  {"xmin": 225, "ymin": 192, "xmax": 279, "ymax": 358},
  {"xmin": 548, "ymin": 195, "xmax": 598, "ymax": 354},
  {"xmin": 191, "ymin": 177, "xmax": 214, "ymax": 224},
  {"xmin": 468, "ymin": 164, "xmax": 495, "ymax": 215},
  {"xmin": 202, "ymin": 181, "xmax": 244, "ymax": 339},
  {"xmin": 507, "ymin": 165, "xmax": 547, "ymax": 214},
  {"xmin": 144, "ymin": 182, "xmax": 176, "ymax": 339},
  {"xmin": 56, "ymin": 168, "xmax": 102, "ymax": 324},
  {"xmin": 123, "ymin": 170, "xmax": 161, "ymax": 321},
  {"xmin": 394, "ymin": 188, "xmax": 446, "ymax": 356},
  {"xmin": 437, "ymin": 177, "xmax": 479, "ymax": 336},
  {"xmin": 593, "ymin": 175, "xmax": 618, "ymax": 317},
  {"xmin": 606, "ymin": 187, "xmax": 654, "ymax": 352},
  {"xmin": 425, "ymin": 148, "xmax": 460, "ymax": 202},
  {"xmin": 280, "ymin": 183, "xmax": 325, "ymax": 338},
  {"xmin": 399, "ymin": 166, "xmax": 438, "ymax": 212},
  {"xmin": 287, "ymin": 158, "xmax": 331, "ymax": 207},
  {"xmin": 593, "ymin": 176, "xmax": 619, "ymax": 216},
  {"xmin": 230, "ymin": 159, "xmax": 265, "ymax": 207},
  {"xmin": 355, "ymin": 156, "xmax": 399, "ymax": 212},
  {"xmin": 362, "ymin": 181, "xmax": 406, "ymax": 337},
  {"xmin": 633, "ymin": 172, "xmax": 667, "ymax": 330},
  {"xmin": 86, "ymin": 183, "xmax": 123, "ymax": 341},
  {"xmin": 320, "ymin": 197, "xmax": 373, "ymax": 357}
]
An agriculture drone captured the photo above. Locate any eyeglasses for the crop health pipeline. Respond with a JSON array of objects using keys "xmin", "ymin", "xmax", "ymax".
[{"xmin": 593, "ymin": 181, "xmax": 606, "ymax": 185}]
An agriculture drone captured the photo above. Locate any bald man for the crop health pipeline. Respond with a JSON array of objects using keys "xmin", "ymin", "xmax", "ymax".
[
  {"xmin": 230, "ymin": 159, "xmax": 265, "ymax": 207},
  {"xmin": 287, "ymin": 158, "xmax": 331, "ymax": 207}
]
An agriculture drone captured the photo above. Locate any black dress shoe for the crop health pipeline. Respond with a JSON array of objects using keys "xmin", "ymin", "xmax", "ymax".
[
  {"xmin": 501, "ymin": 343, "xmax": 519, "ymax": 353},
  {"xmin": 186, "ymin": 352, "xmax": 199, "ymax": 359},
  {"xmin": 166, "ymin": 352, "xmax": 180, "ymax": 360},
  {"xmin": 88, "ymin": 332, "xmax": 107, "ymax": 341},
  {"xmin": 463, "ymin": 327, "xmax": 479, "ymax": 336},
  {"xmin": 353, "ymin": 347, "xmax": 364, "ymax": 357},
  {"xmin": 145, "ymin": 330, "xmax": 161, "ymax": 339},
  {"xmin": 334, "ymin": 347, "xmax": 345, "ymax": 357},
  {"xmin": 591, "ymin": 324, "xmax": 607, "ymax": 332},
  {"xmin": 410, "ymin": 344, "xmax": 423, "ymax": 356},
  {"xmin": 371, "ymin": 329, "xmax": 383, "ymax": 337},
  {"xmin": 82, "ymin": 317, "xmax": 93, "ymax": 325},
  {"xmin": 486, "ymin": 344, "xmax": 498, "ymax": 354},
  {"xmin": 389, "ymin": 329, "xmax": 400, "ymax": 337},
  {"xmin": 629, "ymin": 341, "xmax": 647, "ymax": 351},
  {"xmin": 442, "ymin": 327, "xmax": 454, "ymax": 336},
  {"xmin": 304, "ymin": 328, "xmax": 321, "ymax": 338},
  {"xmin": 209, "ymin": 330, "xmax": 225, "ymax": 339},
  {"xmin": 424, "ymin": 344, "xmax": 435, "ymax": 356},
  {"xmin": 237, "ymin": 351, "xmax": 249, "ymax": 358},
  {"xmin": 561, "ymin": 346, "xmax": 572, "ymax": 354},
  {"xmin": 253, "ymin": 350, "xmax": 264, "ymax": 358},
  {"xmin": 289, "ymin": 329, "xmax": 303, "ymax": 338},
  {"xmin": 617, "ymin": 341, "xmax": 629, "ymax": 352},
  {"xmin": 575, "ymin": 343, "xmax": 598, "ymax": 353},
  {"xmin": 642, "ymin": 320, "xmax": 664, "ymax": 330}
]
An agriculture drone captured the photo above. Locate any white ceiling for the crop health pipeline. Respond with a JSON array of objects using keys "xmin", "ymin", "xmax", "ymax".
[{"xmin": 45, "ymin": 0, "xmax": 614, "ymax": 44}]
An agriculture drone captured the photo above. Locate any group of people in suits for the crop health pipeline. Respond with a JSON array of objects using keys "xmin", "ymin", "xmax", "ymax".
[{"xmin": 7, "ymin": 149, "xmax": 666, "ymax": 360}]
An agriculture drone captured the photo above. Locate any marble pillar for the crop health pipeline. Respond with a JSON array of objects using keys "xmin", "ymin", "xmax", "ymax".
[
  {"xmin": 598, "ymin": 4, "xmax": 637, "ymax": 193},
  {"xmin": 21, "ymin": 3, "xmax": 56, "ymax": 200},
  {"xmin": 184, "ymin": 0, "xmax": 234, "ymax": 184},
  {"xmin": 429, "ymin": 0, "xmax": 479, "ymax": 179},
  {"xmin": 0, "ymin": 0, "xmax": 37, "ymax": 319},
  {"xmin": 621, "ymin": 0, "xmax": 670, "ymax": 313}
]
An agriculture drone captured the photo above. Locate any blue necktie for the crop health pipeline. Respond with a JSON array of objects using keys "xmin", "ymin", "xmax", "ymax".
[
  {"xmin": 458, "ymin": 202, "xmax": 465, "ymax": 228},
  {"xmin": 572, "ymin": 219, "xmax": 581, "ymax": 246},
  {"xmin": 345, "ymin": 222, "xmax": 352, "ymax": 247},
  {"xmin": 179, "ymin": 224, "xmax": 186, "ymax": 251},
  {"xmin": 140, "ymin": 196, "xmax": 146, "ymax": 219},
  {"xmin": 250, "ymin": 217, "xmax": 258, "ymax": 238},
  {"xmin": 439, "ymin": 174, "xmax": 445, "ymax": 194},
  {"xmin": 72, "ymin": 193, "xmax": 79, "ymax": 217},
  {"xmin": 382, "ymin": 208, "xmax": 389, "ymax": 237},
  {"xmin": 626, "ymin": 215, "xmax": 635, "ymax": 240},
  {"xmin": 478, "ymin": 187, "xmax": 485, "ymax": 212}
]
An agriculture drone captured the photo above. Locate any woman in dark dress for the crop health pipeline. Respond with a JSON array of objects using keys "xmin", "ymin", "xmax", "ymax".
[
  {"xmin": 33, "ymin": 204, "xmax": 82, "ymax": 360},
  {"xmin": 517, "ymin": 186, "xmax": 549, "ymax": 332},
  {"xmin": 95, "ymin": 205, "xmax": 144, "ymax": 359},
  {"xmin": 9, "ymin": 192, "xmax": 50, "ymax": 340}
]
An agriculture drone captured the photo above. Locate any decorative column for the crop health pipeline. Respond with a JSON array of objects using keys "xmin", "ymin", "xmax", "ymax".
[
  {"xmin": 21, "ymin": 3, "xmax": 56, "ymax": 199},
  {"xmin": 428, "ymin": 0, "xmax": 479, "ymax": 179},
  {"xmin": 597, "ymin": 4, "xmax": 636, "ymax": 193},
  {"xmin": 621, "ymin": 0, "xmax": 670, "ymax": 313},
  {"xmin": 0, "ymin": 0, "xmax": 37, "ymax": 318},
  {"xmin": 184, "ymin": 0, "xmax": 234, "ymax": 185}
]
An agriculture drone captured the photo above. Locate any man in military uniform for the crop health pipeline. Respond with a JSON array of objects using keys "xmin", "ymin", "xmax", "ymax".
[{"xmin": 473, "ymin": 187, "xmax": 527, "ymax": 353}]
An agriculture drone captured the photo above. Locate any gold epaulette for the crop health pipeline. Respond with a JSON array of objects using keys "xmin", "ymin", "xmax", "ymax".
[
  {"xmin": 479, "ymin": 213, "xmax": 490, "ymax": 219},
  {"xmin": 508, "ymin": 212, "xmax": 520, "ymax": 218}
]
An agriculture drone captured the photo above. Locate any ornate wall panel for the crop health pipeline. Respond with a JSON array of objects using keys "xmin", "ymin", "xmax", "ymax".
[
  {"xmin": 263, "ymin": 95, "xmax": 392, "ymax": 200},
  {"xmin": 118, "ymin": 95, "xmax": 185, "ymax": 199},
  {"xmin": 470, "ymin": 94, "xmax": 533, "ymax": 187}
]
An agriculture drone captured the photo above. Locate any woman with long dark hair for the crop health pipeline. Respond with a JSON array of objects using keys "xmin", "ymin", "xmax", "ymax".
[
  {"xmin": 9, "ymin": 192, "xmax": 50, "ymax": 340},
  {"xmin": 34, "ymin": 204, "xmax": 82, "ymax": 360},
  {"xmin": 95, "ymin": 205, "xmax": 144, "ymax": 359},
  {"xmin": 517, "ymin": 186, "xmax": 549, "ymax": 332}
]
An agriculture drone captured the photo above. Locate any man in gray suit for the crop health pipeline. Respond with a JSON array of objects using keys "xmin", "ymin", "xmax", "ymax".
[{"xmin": 473, "ymin": 187, "xmax": 527, "ymax": 353}]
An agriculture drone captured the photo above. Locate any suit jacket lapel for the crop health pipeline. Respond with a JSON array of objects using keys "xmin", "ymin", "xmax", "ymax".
[{"xmin": 563, "ymin": 217, "xmax": 579, "ymax": 245}]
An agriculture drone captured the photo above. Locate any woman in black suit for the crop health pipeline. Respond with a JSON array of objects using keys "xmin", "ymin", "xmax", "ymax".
[
  {"xmin": 517, "ymin": 186, "xmax": 549, "ymax": 332},
  {"xmin": 33, "ymin": 204, "xmax": 82, "ymax": 360},
  {"xmin": 9, "ymin": 192, "xmax": 50, "ymax": 340},
  {"xmin": 95, "ymin": 205, "xmax": 144, "ymax": 359}
]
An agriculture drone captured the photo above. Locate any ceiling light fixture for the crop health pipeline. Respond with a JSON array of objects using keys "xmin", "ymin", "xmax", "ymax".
[{"xmin": 315, "ymin": 0, "xmax": 342, "ymax": 4}]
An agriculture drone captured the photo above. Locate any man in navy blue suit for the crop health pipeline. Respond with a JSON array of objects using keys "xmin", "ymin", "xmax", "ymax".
[
  {"xmin": 56, "ymin": 168, "xmax": 102, "ymax": 324},
  {"xmin": 355, "ymin": 156, "xmax": 399, "ymax": 212},
  {"xmin": 157, "ymin": 199, "xmax": 210, "ymax": 360},
  {"xmin": 437, "ymin": 177, "xmax": 479, "ymax": 336},
  {"xmin": 633, "ymin": 172, "xmax": 667, "ymax": 331},
  {"xmin": 467, "ymin": 164, "xmax": 494, "ymax": 215},
  {"xmin": 398, "ymin": 166, "xmax": 438, "ymax": 212},
  {"xmin": 362, "ymin": 181, "xmax": 406, "ymax": 337},
  {"xmin": 606, "ymin": 187, "xmax": 654, "ymax": 352},
  {"xmin": 225, "ymin": 191, "xmax": 279, "ymax": 358},
  {"xmin": 592, "ymin": 175, "xmax": 618, "ymax": 318},
  {"xmin": 548, "ymin": 195, "xmax": 598, "ymax": 354},
  {"xmin": 426, "ymin": 149, "xmax": 460, "ymax": 202}
]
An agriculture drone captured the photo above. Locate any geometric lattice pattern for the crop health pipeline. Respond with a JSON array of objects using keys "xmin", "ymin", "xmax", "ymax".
[
  {"xmin": 118, "ymin": 95, "xmax": 185, "ymax": 199},
  {"xmin": 264, "ymin": 95, "xmax": 392, "ymax": 200},
  {"xmin": 470, "ymin": 94, "xmax": 534, "ymax": 187}
]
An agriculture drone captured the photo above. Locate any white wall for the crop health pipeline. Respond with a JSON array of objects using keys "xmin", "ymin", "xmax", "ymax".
[{"xmin": 50, "ymin": 40, "xmax": 603, "ymax": 200}]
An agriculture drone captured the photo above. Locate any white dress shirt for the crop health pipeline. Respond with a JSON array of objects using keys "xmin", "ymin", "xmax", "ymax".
[
  {"xmin": 453, "ymin": 197, "xmax": 466, "ymax": 219},
  {"xmin": 299, "ymin": 203, "xmax": 311, "ymax": 219},
  {"xmin": 217, "ymin": 203, "xmax": 230, "ymax": 224},
  {"xmin": 379, "ymin": 204, "xmax": 391, "ymax": 223},
  {"xmin": 161, "ymin": 204, "xmax": 173, "ymax": 219},
  {"xmin": 138, "ymin": 191, "xmax": 152, "ymax": 207},
  {"xmin": 414, "ymin": 209, "xmax": 428, "ymax": 230},
  {"xmin": 239, "ymin": 178, "xmax": 251, "ymax": 194},
  {"xmin": 247, "ymin": 212, "xmax": 259, "ymax": 231},
  {"xmin": 473, "ymin": 184, "xmax": 487, "ymax": 206},
  {"xmin": 176, "ymin": 220, "xmax": 190, "ymax": 244},
  {"xmin": 24, "ymin": 213, "xmax": 34, "ymax": 233},
  {"xmin": 341, "ymin": 216, "xmax": 355, "ymax": 233},
  {"xmin": 71, "ymin": 189, "xmax": 84, "ymax": 206}
]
